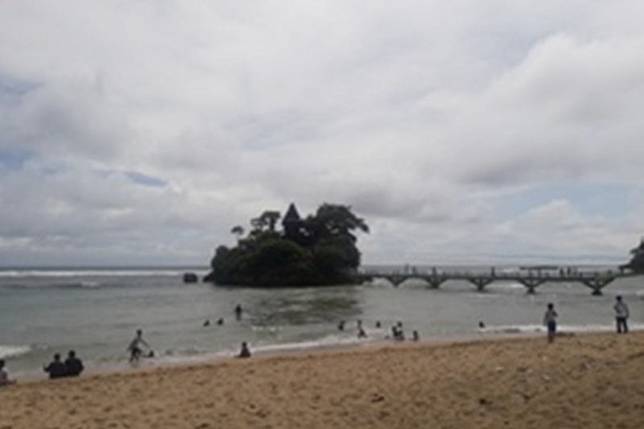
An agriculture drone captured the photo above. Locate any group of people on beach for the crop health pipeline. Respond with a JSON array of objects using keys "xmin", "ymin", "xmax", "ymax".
[
  {"xmin": 202, "ymin": 304, "xmax": 251, "ymax": 358},
  {"xmin": 43, "ymin": 350, "xmax": 84, "ymax": 379},
  {"xmin": 338, "ymin": 318, "xmax": 420, "ymax": 342},
  {"xmin": 543, "ymin": 295, "xmax": 630, "ymax": 343},
  {"xmin": 202, "ymin": 304, "xmax": 244, "ymax": 328},
  {"xmin": 0, "ymin": 296, "xmax": 634, "ymax": 387}
]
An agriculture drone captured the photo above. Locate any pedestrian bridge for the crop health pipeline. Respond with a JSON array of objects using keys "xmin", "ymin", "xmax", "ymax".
[{"xmin": 356, "ymin": 267, "xmax": 637, "ymax": 296}]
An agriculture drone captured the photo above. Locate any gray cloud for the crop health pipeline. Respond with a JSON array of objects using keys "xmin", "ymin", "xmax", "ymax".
[{"xmin": 1, "ymin": 1, "xmax": 643, "ymax": 266}]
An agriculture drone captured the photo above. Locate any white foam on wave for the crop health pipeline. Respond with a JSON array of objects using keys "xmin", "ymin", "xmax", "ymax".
[
  {"xmin": 0, "ymin": 269, "xmax": 206, "ymax": 278},
  {"xmin": 0, "ymin": 345, "xmax": 32, "ymax": 359},
  {"xmin": 152, "ymin": 334, "xmax": 369, "ymax": 366},
  {"xmin": 487, "ymin": 282, "xmax": 526, "ymax": 290},
  {"xmin": 482, "ymin": 324, "xmax": 544, "ymax": 334},
  {"xmin": 251, "ymin": 333, "xmax": 365, "ymax": 354},
  {"xmin": 482, "ymin": 323, "xmax": 644, "ymax": 335}
]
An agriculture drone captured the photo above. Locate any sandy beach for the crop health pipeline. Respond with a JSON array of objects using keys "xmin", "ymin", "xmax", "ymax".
[{"xmin": 1, "ymin": 332, "xmax": 644, "ymax": 429}]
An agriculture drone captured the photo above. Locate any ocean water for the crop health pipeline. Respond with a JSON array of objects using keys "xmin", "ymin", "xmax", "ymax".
[{"xmin": 1, "ymin": 266, "xmax": 643, "ymax": 379}]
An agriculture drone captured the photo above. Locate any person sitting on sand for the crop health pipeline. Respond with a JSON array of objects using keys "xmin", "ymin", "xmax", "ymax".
[
  {"xmin": 43, "ymin": 353, "xmax": 67, "ymax": 379},
  {"xmin": 238, "ymin": 342, "xmax": 251, "ymax": 358},
  {"xmin": 64, "ymin": 350, "xmax": 84, "ymax": 377},
  {"xmin": 128, "ymin": 329, "xmax": 151, "ymax": 363},
  {"xmin": 0, "ymin": 359, "xmax": 16, "ymax": 387},
  {"xmin": 614, "ymin": 295, "xmax": 629, "ymax": 334},
  {"xmin": 543, "ymin": 303, "xmax": 558, "ymax": 343}
]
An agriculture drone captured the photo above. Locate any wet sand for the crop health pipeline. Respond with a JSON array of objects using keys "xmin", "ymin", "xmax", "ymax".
[{"xmin": 1, "ymin": 332, "xmax": 644, "ymax": 428}]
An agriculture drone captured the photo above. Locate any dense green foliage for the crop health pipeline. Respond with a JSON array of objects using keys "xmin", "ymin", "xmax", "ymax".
[
  {"xmin": 205, "ymin": 203, "xmax": 369, "ymax": 286},
  {"xmin": 624, "ymin": 238, "xmax": 644, "ymax": 273}
]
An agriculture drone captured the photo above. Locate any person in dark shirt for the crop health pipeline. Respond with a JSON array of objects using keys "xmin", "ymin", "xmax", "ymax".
[
  {"xmin": 64, "ymin": 350, "xmax": 84, "ymax": 377},
  {"xmin": 43, "ymin": 353, "xmax": 67, "ymax": 379},
  {"xmin": 237, "ymin": 342, "xmax": 251, "ymax": 358}
]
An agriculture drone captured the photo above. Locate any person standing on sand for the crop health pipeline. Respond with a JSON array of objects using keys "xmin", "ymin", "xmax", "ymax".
[
  {"xmin": 543, "ymin": 303, "xmax": 558, "ymax": 343},
  {"xmin": 128, "ymin": 329, "xmax": 150, "ymax": 363},
  {"xmin": 0, "ymin": 359, "xmax": 16, "ymax": 386},
  {"xmin": 614, "ymin": 295, "xmax": 630, "ymax": 334}
]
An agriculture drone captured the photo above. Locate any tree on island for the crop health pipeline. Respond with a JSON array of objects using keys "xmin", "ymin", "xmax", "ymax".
[
  {"xmin": 622, "ymin": 238, "xmax": 644, "ymax": 273},
  {"xmin": 204, "ymin": 203, "xmax": 369, "ymax": 286}
]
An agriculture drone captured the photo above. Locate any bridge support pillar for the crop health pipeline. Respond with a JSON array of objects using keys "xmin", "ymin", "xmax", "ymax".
[
  {"xmin": 384, "ymin": 276, "xmax": 406, "ymax": 287},
  {"xmin": 469, "ymin": 278, "xmax": 493, "ymax": 292},
  {"xmin": 518, "ymin": 279, "xmax": 545, "ymax": 295},
  {"xmin": 582, "ymin": 277, "xmax": 615, "ymax": 296},
  {"xmin": 427, "ymin": 276, "xmax": 446, "ymax": 289}
]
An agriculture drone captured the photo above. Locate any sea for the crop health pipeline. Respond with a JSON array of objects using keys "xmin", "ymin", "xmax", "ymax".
[{"xmin": 1, "ymin": 265, "xmax": 643, "ymax": 379}]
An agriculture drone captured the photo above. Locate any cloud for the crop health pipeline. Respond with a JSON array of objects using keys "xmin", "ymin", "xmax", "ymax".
[{"xmin": 1, "ymin": 1, "xmax": 643, "ymax": 265}]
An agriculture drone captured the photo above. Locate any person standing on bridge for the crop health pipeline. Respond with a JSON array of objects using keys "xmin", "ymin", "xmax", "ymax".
[
  {"xmin": 614, "ymin": 295, "xmax": 629, "ymax": 334},
  {"xmin": 543, "ymin": 303, "xmax": 558, "ymax": 343}
]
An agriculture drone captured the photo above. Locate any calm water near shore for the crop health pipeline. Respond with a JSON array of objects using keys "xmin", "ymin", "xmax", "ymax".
[{"xmin": 1, "ymin": 266, "xmax": 643, "ymax": 378}]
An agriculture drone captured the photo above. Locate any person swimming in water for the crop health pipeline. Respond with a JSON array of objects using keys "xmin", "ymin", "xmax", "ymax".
[
  {"xmin": 128, "ymin": 329, "xmax": 151, "ymax": 362},
  {"xmin": 234, "ymin": 304, "xmax": 243, "ymax": 320}
]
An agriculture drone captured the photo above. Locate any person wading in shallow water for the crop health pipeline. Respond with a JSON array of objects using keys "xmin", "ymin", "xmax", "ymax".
[
  {"xmin": 128, "ymin": 329, "xmax": 151, "ymax": 363},
  {"xmin": 235, "ymin": 304, "xmax": 243, "ymax": 321},
  {"xmin": 543, "ymin": 303, "xmax": 558, "ymax": 343},
  {"xmin": 614, "ymin": 295, "xmax": 630, "ymax": 334}
]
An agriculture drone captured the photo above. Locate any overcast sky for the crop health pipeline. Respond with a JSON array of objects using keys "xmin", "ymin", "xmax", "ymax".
[{"xmin": 1, "ymin": 1, "xmax": 643, "ymax": 267}]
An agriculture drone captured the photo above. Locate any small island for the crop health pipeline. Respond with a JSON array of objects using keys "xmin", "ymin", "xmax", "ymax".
[
  {"xmin": 204, "ymin": 203, "xmax": 369, "ymax": 287},
  {"xmin": 621, "ymin": 238, "xmax": 644, "ymax": 273}
]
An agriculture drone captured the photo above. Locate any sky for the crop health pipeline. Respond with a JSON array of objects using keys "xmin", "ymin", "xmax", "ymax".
[{"xmin": 0, "ymin": 1, "xmax": 643, "ymax": 267}]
